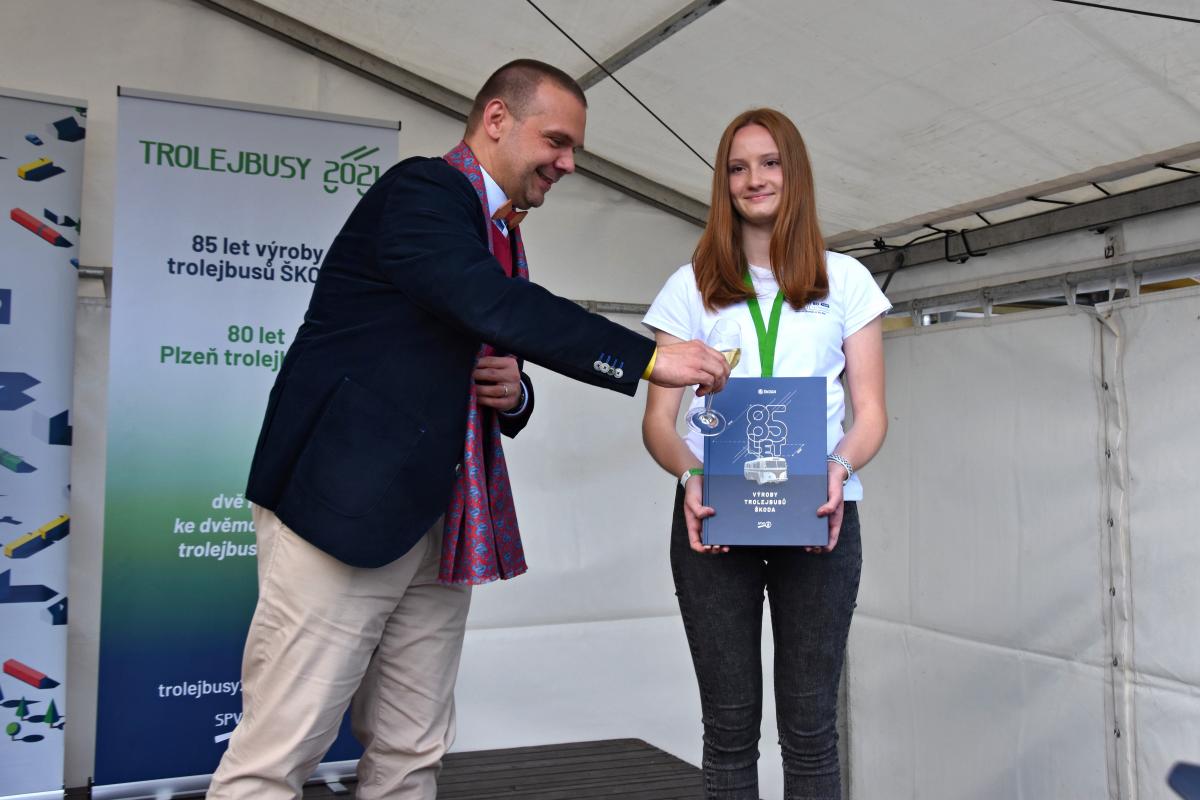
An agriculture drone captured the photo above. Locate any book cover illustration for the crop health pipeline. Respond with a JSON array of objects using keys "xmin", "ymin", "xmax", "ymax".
[{"xmin": 702, "ymin": 377, "xmax": 828, "ymax": 546}]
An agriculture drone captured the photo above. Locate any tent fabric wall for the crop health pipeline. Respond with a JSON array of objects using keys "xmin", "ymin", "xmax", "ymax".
[
  {"xmin": 1111, "ymin": 287, "xmax": 1200, "ymax": 797},
  {"xmin": 855, "ymin": 310, "xmax": 1110, "ymax": 799},
  {"xmin": 853, "ymin": 292, "xmax": 1200, "ymax": 799}
]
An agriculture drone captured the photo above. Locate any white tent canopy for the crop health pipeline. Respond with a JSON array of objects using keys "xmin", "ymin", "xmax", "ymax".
[{"xmin": 246, "ymin": 0, "xmax": 1200, "ymax": 241}]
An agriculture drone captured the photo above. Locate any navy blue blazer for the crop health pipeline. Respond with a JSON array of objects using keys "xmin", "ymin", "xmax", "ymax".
[{"xmin": 246, "ymin": 156, "xmax": 656, "ymax": 567}]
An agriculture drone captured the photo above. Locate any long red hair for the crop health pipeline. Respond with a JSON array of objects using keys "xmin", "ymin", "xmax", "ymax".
[{"xmin": 693, "ymin": 109, "xmax": 827, "ymax": 311}]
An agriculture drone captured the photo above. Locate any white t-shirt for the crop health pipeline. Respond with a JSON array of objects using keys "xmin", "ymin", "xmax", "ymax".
[{"xmin": 642, "ymin": 252, "xmax": 891, "ymax": 501}]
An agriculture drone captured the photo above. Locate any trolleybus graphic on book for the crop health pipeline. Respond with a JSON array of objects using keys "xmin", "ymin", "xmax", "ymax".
[{"xmin": 744, "ymin": 455, "xmax": 788, "ymax": 484}]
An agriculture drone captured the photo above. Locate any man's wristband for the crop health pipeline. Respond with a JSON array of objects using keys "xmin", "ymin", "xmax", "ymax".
[
  {"xmin": 641, "ymin": 347, "xmax": 658, "ymax": 381},
  {"xmin": 680, "ymin": 467, "xmax": 703, "ymax": 489},
  {"xmin": 826, "ymin": 454, "xmax": 854, "ymax": 484}
]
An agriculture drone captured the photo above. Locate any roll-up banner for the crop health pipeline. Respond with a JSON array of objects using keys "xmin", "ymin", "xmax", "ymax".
[
  {"xmin": 0, "ymin": 87, "xmax": 85, "ymax": 800},
  {"xmin": 96, "ymin": 89, "xmax": 397, "ymax": 792}
]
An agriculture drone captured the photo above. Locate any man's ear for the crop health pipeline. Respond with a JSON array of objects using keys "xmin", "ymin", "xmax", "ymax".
[{"xmin": 481, "ymin": 98, "xmax": 509, "ymax": 142}]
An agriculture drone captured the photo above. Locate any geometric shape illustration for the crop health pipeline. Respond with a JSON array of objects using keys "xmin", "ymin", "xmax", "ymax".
[
  {"xmin": 0, "ymin": 288, "xmax": 9, "ymax": 325},
  {"xmin": 43, "ymin": 208, "xmax": 63, "ymax": 224},
  {"xmin": 0, "ymin": 447, "xmax": 36, "ymax": 473},
  {"xmin": 17, "ymin": 158, "xmax": 48, "ymax": 178},
  {"xmin": 5, "ymin": 515, "xmax": 69, "ymax": 559},
  {"xmin": 16, "ymin": 157, "xmax": 63, "ymax": 182},
  {"xmin": 10, "ymin": 208, "xmax": 71, "ymax": 247},
  {"xmin": 2, "ymin": 659, "xmax": 58, "ymax": 690},
  {"xmin": 0, "ymin": 373, "xmax": 39, "ymax": 410},
  {"xmin": 51, "ymin": 117, "xmax": 85, "ymax": 142},
  {"xmin": 0, "ymin": 570, "xmax": 57, "ymax": 604},
  {"xmin": 40, "ymin": 698, "xmax": 62, "ymax": 728},
  {"xmin": 41, "ymin": 210, "xmax": 79, "ymax": 231},
  {"xmin": 42, "ymin": 597, "xmax": 67, "ymax": 626},
  {"xmin": 32, "ymin": 410, "xmax": 71, "ymax": 446}
]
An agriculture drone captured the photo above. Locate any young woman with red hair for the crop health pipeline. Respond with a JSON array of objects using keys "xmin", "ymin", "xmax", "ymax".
[{"xmin": 642, "ymin": 109, "xmax": 890, "ymax": 800}]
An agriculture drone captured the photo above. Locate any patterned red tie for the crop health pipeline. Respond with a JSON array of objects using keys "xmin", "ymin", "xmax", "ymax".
[{"xmin": 489, "ymin": 220, "xmax": 514, "ymax": 277}]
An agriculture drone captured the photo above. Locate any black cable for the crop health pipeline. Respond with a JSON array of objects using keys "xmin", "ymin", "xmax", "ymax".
[
  {"xmin": 1157, "ymin": 162, "xmax": 1200, "ymax": 175},
  {"xmin": 1027, "ymin": 195, "xmax": 1075, "ymax": 206},
  {"xmin": 1050, "ymin": 0, "xmax": 1200, "ymax": 24},
  {"xmin": 524, "ymin": 0, "xmax": 714, "ymax": 170},
  {"xmin": 1092, "ymin": 181, "xmax": 1111, "ymax": 196},
  {"xmin": 881, "ymin": 266, "xmax": 902, "ymax": 294}
]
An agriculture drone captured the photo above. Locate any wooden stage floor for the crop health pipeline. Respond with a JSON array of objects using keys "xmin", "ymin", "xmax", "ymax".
[{"xmin": 301, "ymin": 739, "xmax": 705, "ymax": 799}]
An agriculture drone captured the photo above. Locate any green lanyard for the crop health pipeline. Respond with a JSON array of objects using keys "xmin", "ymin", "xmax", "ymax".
[{"xmin": 743, "ymin": 273, "xmax": 785, "ymax": 377}]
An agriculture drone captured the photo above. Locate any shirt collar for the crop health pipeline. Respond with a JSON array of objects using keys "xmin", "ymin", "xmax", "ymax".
[{"xmin": 479, "ymin": 164, "xmax": 508, "ymax": 221}]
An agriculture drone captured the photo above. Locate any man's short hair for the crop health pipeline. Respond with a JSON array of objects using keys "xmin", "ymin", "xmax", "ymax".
[{"xmin": 466, "ymin": 59, "xmax": 587, "ymax": 132}]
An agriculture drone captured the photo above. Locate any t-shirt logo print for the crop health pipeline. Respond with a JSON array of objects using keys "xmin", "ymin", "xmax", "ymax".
[{"xmin": 801, "ymin": 300, "xmax": 831, "ymax": 315}]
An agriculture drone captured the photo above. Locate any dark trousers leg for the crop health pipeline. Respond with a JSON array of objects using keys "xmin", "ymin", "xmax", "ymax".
[
  {"xmin": 767, "ymin": 502, "xmax": 861, "ymax": 800},
  {"xmin": 671, "ymin": 487, "xmax": 863, "ymax": 800},
  {"xmin": 671, "ymin": 487, "xmax": 767, "ymax": 800}
]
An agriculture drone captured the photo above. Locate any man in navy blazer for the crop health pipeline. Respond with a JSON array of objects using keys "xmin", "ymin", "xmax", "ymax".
[{"xmin": 208, "ymin": 60, "xmax": 729, "ymax": 800}]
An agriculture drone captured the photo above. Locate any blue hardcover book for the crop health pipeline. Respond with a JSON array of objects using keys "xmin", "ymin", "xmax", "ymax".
[{"xmin": 701, "ymin": 377, "xmax": 828, "ymax": 546}]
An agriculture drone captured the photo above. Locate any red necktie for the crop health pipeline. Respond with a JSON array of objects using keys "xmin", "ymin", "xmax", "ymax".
[{"xmin": 489, "ymin": 221, "xmax": 514, "ymax": 277}]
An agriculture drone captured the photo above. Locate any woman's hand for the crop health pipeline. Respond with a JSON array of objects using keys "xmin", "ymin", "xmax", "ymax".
[
  {"xmin": 812, "ymin": 465, "xmax": 846, "ymax": 553},
  {"xmin": 684, "ymin": 476, "xmax": 729, "ymax": 554}
]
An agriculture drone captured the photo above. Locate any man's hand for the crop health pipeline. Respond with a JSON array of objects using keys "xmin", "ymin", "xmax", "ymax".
[
  {"xmin": 474, "ymin": 355, "xmax": 523, "ymax": 412},
  {"xmin": 649, "ymin": 340, "xmax": 731, "ymax": 396}
]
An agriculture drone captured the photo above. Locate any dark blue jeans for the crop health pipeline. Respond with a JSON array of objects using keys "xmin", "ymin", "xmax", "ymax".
[{"xmin": 671, "ymin": 486, "xmax": 862, "ymax": 800}]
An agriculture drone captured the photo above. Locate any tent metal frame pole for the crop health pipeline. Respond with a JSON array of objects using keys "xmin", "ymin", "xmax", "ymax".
[
  {"xmin": 192, "ymin": 0, "xmax": 710, "ymax": 226},
  {"xmin": 888, "ymin": 247, "xmax": 1200, "ymax": 318},
  {"xmin": 860, "ymin": 174, "xmax": 1200, "ymax": 275},
  {"xmin": 826, "ymin": 142, "xmax": 1200, "ymax": 249},
  {"xmin": 576, "ymin": 0, "xmax": 725, "ymax": 90},
  {"xmin": 77, "ymin": 263, "xmax": 653, "ymax": 314}
]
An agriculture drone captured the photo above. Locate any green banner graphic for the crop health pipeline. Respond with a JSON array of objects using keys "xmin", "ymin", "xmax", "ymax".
[{"xmin": 97, "ymin": 92, "xmax": 396, "ymax": 788}]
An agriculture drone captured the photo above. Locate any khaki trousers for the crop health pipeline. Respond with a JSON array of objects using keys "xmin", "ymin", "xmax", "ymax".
[{"xmin": 207, "ymin": 506, "xmax": 472, "ymax": 800}]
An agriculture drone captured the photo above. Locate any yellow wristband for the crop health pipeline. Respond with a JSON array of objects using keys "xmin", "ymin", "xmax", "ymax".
[{"xmin": 641, "ymin": 347, "xmax": 658, "ymax": 381}]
